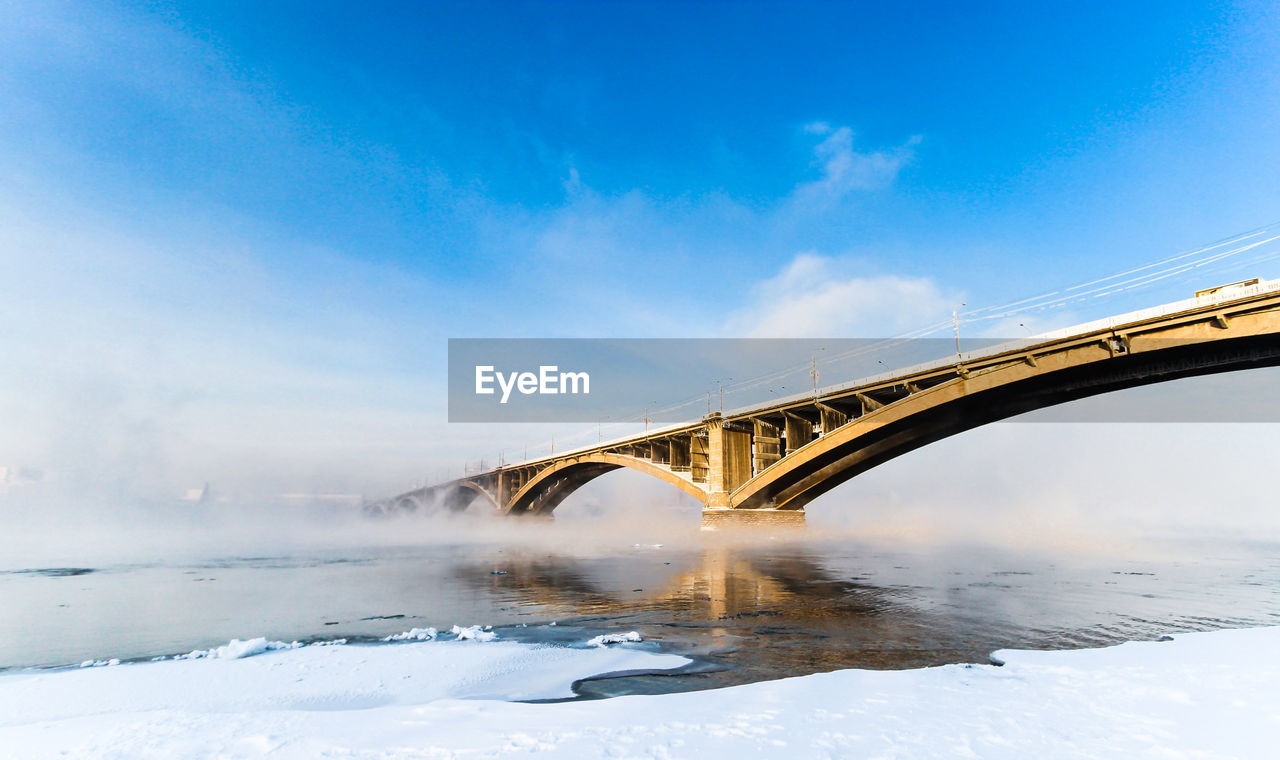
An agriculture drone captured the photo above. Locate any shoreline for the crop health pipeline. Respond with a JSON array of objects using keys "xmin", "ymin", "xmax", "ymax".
[{"xmin": 1, "ymin": 624, "xmax": 1276, "ymax": 758}]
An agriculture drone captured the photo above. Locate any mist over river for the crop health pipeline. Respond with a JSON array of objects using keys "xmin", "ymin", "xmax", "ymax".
[{"xmin": 3, "ymin": 503, "xmax": 1277, "ymax": 698}]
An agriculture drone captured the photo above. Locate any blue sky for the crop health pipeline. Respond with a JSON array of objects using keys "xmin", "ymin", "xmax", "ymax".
[{"xmin": 3, "ymin": 1, "xmax": 1280, "ymax": 504}]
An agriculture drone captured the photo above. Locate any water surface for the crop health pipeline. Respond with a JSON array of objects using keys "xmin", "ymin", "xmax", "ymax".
[{"xmin": 3, "ymin": 520, "xmax": 1277, "ymax": 696}]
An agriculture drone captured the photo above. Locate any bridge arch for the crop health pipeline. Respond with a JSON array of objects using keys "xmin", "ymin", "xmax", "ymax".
[
  {"xmin": 392, "ymin": 494, "xmax": 426, "ymax": 513},
  {"xmin": 376, "ymin": 480, "xmax": 503, "ymax": 516},
  {"xmin": 506, "ymin": 452, "xmax": 709, "ymax": 516},
  {"xmin": 731, "ymin": 333, "xmax": 1280, "ymax": 511},
  {"xmin": 450, "ymin": 479, "xmax": 503, "ymax": 512}
]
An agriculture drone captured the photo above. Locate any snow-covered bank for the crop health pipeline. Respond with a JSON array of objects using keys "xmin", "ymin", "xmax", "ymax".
[{"xmin": 2, "ymin": 627, "xmax": 1277, "ymax": 759}]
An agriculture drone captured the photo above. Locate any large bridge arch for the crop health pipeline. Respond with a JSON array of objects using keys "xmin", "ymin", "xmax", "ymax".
[
  {"xmin": 730, "ymin": 333, "xmax": 1280, "ymax": 511},
  {"xmin": 506, "ymin": 452, "xmax": 709, "ymax": 516}
]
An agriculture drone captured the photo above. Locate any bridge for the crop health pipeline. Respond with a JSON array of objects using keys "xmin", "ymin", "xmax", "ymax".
[{"xmin": 369, "ymin": 279, "xmax": 1280, "ymax": 526}]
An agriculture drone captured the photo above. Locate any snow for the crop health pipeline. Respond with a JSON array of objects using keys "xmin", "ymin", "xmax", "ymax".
[
  {"xmin": 174, "ymin": 637, "xmax": 302, "ymax": 660},
  {"xmin": 586, "ymin": 631, "xmax": 642, "ymax": 646},
  {"xmin": 450, "ymin": 624, "xmax": 497, "ymax": 641},
  {"xmin": 384, "ymin": 625, "xmax": 494, "ymax": 642},
  {"xmin": 2, "ymin": 627, "xmax": 1278, "ymax": 759},
  {"xmin": 382, "ymin": 626, "xmax": 437, "ymax": 641}
]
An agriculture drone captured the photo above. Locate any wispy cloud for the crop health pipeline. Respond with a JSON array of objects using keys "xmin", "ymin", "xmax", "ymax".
[
  {"xmin": 496, "ymin": 122, "xmax": 924, "ymax": 336},
  {"xmin": 787, "ymin": 123, "xmax": 920, "ymax": 214}
]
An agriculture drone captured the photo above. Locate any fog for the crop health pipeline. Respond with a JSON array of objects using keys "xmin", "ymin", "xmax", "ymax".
[{"xmin": 5, "ymin": 416, "xmax": 1278, "ymax": 572}]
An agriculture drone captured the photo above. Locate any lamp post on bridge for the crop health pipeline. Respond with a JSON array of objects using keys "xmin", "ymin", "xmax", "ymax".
[
  {"xmin": 708, "ymin": 378, "xmax": 732, "ymax": 415},
  {"xmin": 953, "ymin": 302, "xmax": 967, "ymax": 360},
  {"xmin": 811, "ymin": 347, "xmax": 826, "ymax": 399}
]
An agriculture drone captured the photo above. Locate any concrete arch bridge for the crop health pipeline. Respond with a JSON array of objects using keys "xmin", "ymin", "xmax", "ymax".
[{"xmin": 369, "ymin": 280, "xmax": 1280, "ymax": 526}]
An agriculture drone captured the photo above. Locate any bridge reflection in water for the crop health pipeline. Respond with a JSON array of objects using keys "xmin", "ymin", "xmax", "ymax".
[
  {"xmin": 441, "ymin": 538, "xmax": 1279, "ymax": 694},
  {"xmin": 376, "ymin": 280, "xmax": 1280, "ymax": 524},
  {"xmin": 452, "ymin": 542, "xmax": 987, "ymax": 690}
]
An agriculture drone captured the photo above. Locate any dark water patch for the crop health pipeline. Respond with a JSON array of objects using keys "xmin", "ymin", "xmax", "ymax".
[
  {"xmin": 193, "ymin": 556, "xmax": 293, "ymax": 570},
  {"xmin": 563, "ymin": 658, "xmax": 726, "ymax": 701},
  {"xmin": 3, "ymin": 567, "xmax": 96, "ymax": 578}
]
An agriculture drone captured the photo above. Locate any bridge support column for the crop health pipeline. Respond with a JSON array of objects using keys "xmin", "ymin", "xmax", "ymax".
[
  {"xmin": 704, "ymin": 415, "xmax": 800, "ymax": 524},
  {"xmin": 703, "ymin": 414, "xmax": 753, "ymax": 510},
  {"xmin": 705, "ymin": 415, "xmax": 729, "ymax": 509},
  {"xmin": 700, "ymin": 509, "xmax": 806, "ymax": 530}
]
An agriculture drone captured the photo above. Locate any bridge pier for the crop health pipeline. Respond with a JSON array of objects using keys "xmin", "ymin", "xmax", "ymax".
[{"xmin": 700, "ymin": 508, "xmax": 806, "ymax": 531}]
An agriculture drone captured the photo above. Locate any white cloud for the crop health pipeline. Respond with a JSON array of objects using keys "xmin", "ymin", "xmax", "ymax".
[
  {"xmin": 724, "ymin": 252, "xmax": 960, "ymax": 338},
  {"xmin": 788, "ymin": 124, "xmax": 920, "ymax": 213}
]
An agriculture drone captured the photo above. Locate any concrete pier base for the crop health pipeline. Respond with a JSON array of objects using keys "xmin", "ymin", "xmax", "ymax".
[{"xmin": 700, "ymin": 508, "xmax": 806, "ymax": 531}]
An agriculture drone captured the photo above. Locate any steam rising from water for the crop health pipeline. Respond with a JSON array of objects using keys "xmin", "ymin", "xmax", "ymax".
[{"xmin": 3, "ymin": 427, "xmax": 1276, "ymax": 576}]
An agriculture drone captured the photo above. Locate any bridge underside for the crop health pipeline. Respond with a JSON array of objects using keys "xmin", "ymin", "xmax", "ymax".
[{"xmin": 371, "ymin": 288, "xmax": 1280, "ymax": 525}]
